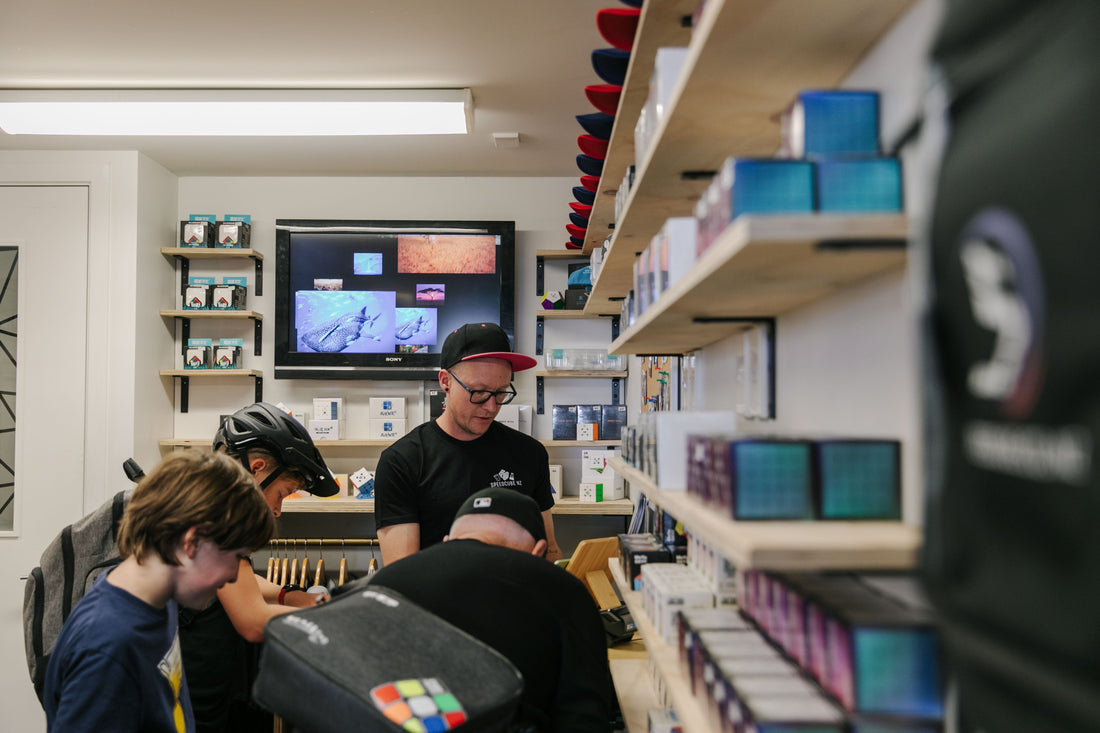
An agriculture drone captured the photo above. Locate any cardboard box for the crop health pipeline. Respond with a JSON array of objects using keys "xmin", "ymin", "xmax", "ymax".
[
  {"xmin": 307, "ymin": 420, "xmax": 340, "ymax": 441},
  {"xmin": 313, "ymin": 397, "xmax": 344, "ymax": 421},
  {"xmin": 548, "ymin": 464, "xmax": 562, "ymax": 502},
  {"xmin": 369, "ymin": 396, "xmax": 406, "ymax": 418},
  {"xmin": 369, "ymin": 418, "xmax": 406, "ymax": 440}
]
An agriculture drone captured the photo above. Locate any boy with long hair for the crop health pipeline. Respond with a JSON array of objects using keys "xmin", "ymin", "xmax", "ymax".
[{"xmin": 43, "ymin": 450, "xmax": 275, "ymax": 733}]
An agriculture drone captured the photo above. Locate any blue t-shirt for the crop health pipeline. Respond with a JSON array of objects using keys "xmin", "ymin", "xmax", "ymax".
[{"xmin": 44, "ymin": 572, "xmax": 195, "ymax": 733}]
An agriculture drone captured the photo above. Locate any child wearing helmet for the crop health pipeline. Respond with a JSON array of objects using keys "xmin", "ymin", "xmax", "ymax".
[{"xmin": 182, "ymin": 402, "xmax": 338, "ymax": 733}]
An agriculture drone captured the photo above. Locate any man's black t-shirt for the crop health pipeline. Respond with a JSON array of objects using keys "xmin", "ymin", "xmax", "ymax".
[
  {"xmin": 368, "ymin": 539, "xmax": 614, "ymax": 733},
  {"xmin": 374, "ymin": 420, "xmax": 553, "ymax": 547}
]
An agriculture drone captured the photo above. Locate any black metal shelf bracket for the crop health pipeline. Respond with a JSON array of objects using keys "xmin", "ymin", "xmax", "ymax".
[
  {"xmin": 536, "ymin": 316, "xmax": 545, "ymax": 355},
  {"xmin": 536, "ymin": 375, "xmax": 545, "ymax": 414}
]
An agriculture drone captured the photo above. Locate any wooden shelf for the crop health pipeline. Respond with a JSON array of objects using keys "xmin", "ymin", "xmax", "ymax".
[
  {"xmin": 281, "ymin": 498, "xmax": 375, "ymax": 514},
  {"xmin": 611, "ymin": 457, "xmax": 920, "ymax": 571},
  {"xmin": 535, "ymin": 370, "xmax": 628, "ymax": 379},
  {"xmin": 551, "ymin": 496, "xmax": 635, "ymax": 516},
  {"xmin": 161, "ymin": 247, "xmax": 263, "ymax": 260},
  {"xmin": 585, "ymin": 0, "xmax": 915, "ymax": 313},
  {"xmin": 582, "ymin": 0, "xmax": 697, "ymax": 254},
  {"xmin": 277, "ymin": 495, "xmax": 633, "ymax": 517},
  {"xmin": 159, "ymin": 369, "xmax": 262, "ymax": 378},
  {"xmin": 536, "ymin": 310, "xmax": 599, "ymax": 319},
  {"xmin": 160, "ymin": 437, "xmax": 393, "ymax": 450},
  {"xmin": 607, "ymin": 214, "xmax": 907, "ymax": 355},
  {"xmin": 159, "ymin": 309, "xmax": 262, "ymax": 320},
  {"xmin": 608, "ymin": 558, "xmax": 711, "ymax": 733},
  {"xmin": 535, "ymin": 249, "xmax": 589, "ymax": 260},
  {"xmin": 541, "ymin": 439, "xmax": 623, "ymax": 448}
]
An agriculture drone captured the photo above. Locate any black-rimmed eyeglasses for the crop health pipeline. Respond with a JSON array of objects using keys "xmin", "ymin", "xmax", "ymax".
[{"xmin": 446, "ymin": 370, "xmax": 517, "ymax": 405}]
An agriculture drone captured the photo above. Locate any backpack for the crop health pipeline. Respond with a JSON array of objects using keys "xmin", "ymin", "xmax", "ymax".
[
  {"xmin": 22, "ymin": 488, "xmax": 133, "ymax": 702},
  {"xmin": 253, "ymin": 582, "xmax": 525, "ymax": 733}
]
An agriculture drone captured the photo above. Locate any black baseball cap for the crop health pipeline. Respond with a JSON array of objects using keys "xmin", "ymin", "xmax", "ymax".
[
  {"xmin": 453, "ymin": 487, "xmax": 546, "ymax": 543},
  {"xmin": 439, "ymin": 322, "xmax": 536, "ymax": 372}
]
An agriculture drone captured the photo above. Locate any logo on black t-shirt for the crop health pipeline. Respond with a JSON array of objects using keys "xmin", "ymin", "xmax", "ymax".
[{"xmin": 489, "ymin": 469, "xmax": 518, "ymax": 488}]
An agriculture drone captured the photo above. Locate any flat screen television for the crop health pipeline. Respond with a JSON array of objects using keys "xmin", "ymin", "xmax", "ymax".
[{"xmin": 274, "ymin": 219, "xmax": 516, "ymax": 380}]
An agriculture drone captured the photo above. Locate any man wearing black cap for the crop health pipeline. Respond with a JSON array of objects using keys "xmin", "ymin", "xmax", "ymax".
[
  {"xmin": 375, "ymin": 322, "xmax": 562, "ymax": 563},
  {"xmin": 368, "ymin": 487, "xmax": 615, "ymax": 733}
]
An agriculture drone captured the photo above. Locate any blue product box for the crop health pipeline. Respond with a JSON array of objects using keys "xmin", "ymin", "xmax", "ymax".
[
  {"xmin": 184, "ymin": 338, "xmax": 212, "ymax": 369},
  {"xmin": 728, "ymin": 439, "xmax": 814, "ymax": 520},
  {"xmin": 728, "ymin": 159, "xmax": 816, "ymax": 219},
  {"xmin": 179, "ymin": 214, "xmax": 217, "ymax": 247},
  {"xmin": 183, "ymin": 277, "xmax": 215, "ymax": 310},
  {"xmin": 792, "ymin": 90, "xmax": 881, "ymax": 158},
  {"xmin": 815, "ymin": 439, "xmax": 902, "ymax": 520},
  {"xmin": 601, "ymin": 403, "xmax": 627, "ymax": 441},
  {"xmin": 551, "ymin": 404, "xmax": 578, "ymax": 440},
  {"xmin": 817, "ymin": 158, "xmax": 903, "ymax": 213}
]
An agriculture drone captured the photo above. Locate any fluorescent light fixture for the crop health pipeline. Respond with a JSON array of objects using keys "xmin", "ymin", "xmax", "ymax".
[{"xmin": 0, "ymin": 88, "xmax": 473, "ymax": 136}]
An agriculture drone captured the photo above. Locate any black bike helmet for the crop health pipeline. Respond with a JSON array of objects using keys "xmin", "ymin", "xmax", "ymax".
[{"xmin": 213, "ymin": 402, "xmax": 340, "ymax": 497}]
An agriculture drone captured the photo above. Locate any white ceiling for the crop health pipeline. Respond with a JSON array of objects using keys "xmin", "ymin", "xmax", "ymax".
[{"xmin": 0, "ymin": 0, "xmax": 612, "ymax": 177}]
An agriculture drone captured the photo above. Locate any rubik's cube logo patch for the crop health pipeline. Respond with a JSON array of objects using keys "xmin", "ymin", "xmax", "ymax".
[{"xmin": 370, "ymin": 678, "xmax": 467, "ymax": 732}]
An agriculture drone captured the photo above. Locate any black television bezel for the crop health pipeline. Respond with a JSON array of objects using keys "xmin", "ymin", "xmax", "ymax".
[{"xmin": 273, "ymin": 218, "xmax": 517, "ymax": 380}]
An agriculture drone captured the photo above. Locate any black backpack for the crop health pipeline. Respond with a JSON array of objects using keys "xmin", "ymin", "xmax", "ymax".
[
  {"xmin": 22, "ymin": 488, "xmax": 133, "ymax": 702},
  {"xmin": 253, "ymin": 582, "xmax": 525, "ymax": 733},
  {"xmin": 921, "ymin": 1, "xmax": 1100, "ymax": 730}
]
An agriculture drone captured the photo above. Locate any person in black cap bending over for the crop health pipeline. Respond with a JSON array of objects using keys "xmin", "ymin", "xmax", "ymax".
[
  {"xmin": 375, "ymin": 322, "xmax": 562, "ymax": 563},
  {"xmin": 368, "ymin": 487, "xmax": 615, "ymax": 733}
]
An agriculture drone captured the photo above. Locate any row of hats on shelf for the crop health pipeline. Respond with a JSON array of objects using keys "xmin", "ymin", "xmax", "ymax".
[{"xmin": 566, "ymin": 1, "xmax": 642, "ymax": 250}]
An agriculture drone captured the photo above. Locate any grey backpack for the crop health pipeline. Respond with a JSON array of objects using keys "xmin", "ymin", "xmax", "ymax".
[{"xmin": 22, "ymin": 488, "xmax": 133, "ymax": 702}]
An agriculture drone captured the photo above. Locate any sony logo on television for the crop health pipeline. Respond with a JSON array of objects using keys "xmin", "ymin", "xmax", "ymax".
[{"xmin": 385, "ymin": 357, "xmax": 404, "ymax": 362}]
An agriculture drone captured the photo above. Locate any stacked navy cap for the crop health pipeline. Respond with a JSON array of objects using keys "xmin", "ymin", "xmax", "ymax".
[{"xmin": 566, "ymin": 1, "xmax": 642, "ymax": 251}]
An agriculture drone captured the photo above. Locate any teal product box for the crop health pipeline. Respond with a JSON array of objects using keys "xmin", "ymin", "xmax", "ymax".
[
  {"xmin": 184, "ymin": 338, "xmax": 212, "ymax": 369},
  {"xmin": 788, "ymin": 90, "xmax": 881, "ymax": 158},
  {"xmin": 216, "ymin": 215, "xmax": 251, "ymax": 248},
  {"xmin": 816, "ymin": 158, "xmax": 903, "ymax": 213},
  {"xmin": 212, "ymin": 276, "xmax": 248, "ymax": 310},
  {"xmin": 723, "ymin": 158, "xmax": 816, "ymax": 221},
  {"xmin": 725, "ymin": 439, "xmax": 814, "ymax": 520},
  {"xmin": 180, "ymin": 215, "xmax": 217, "ymax": 247},
  {"xmin": 815, "ymin": 439, "xmax": 902, "ymax": 520},
  {"xmin": 183, "ymin": 277, "xmax": 215, "ymax": 310},
  {"xmin": 213, "ymin": 338, "xmax": 243, "ymax": 369}
]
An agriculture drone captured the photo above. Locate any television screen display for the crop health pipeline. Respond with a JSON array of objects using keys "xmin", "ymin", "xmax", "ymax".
[{"xmin": 274, "ymin": 219, "xmax": 516, "ymax": 379}]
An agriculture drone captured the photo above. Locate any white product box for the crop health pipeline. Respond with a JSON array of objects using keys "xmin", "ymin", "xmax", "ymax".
[
  {"xmin": 495, "ymin": 404, "xmax": 520, "ymax": 430},
  {"xmin": 369, "ymin": 396, "xmax": 406, "ymax": 418},
  {"xmin": 369, "ymin": 418, "xmax": 407, "ymax": 440},
  {"xmin": 549, "ymin": 464, "xmax": 562, "ymax": 502},
  {"xmin": 577, "ymin": 422, "xmax": 598, "ymax": 441},
  {"xmin": 307, "ymin": 419, "xmax": 340, "ymax": 441},
  {"xmin": 517, "ymin": 404, "xmax": 532, "ymax": 436},
  {"xmin": 581, "ymin": 448, "xmax": 623, "ymax": 489},
  {"xmin": 651, "ymin": 47, "xmax": 690, "ymax": 125},
  {"xmin": 658, "ymin": 217, "xmax": 699, "ymax": 295},
  {"xmin": 313, "ymin": 397, "xmax": 343, "ymax": 421},
  {"xmin": 651, "ymin": 411, "xmax": 738, "ymax": 490},
  {"xmin": 579, "ymin": 482, "xmax": 624, "ymax": 503}
]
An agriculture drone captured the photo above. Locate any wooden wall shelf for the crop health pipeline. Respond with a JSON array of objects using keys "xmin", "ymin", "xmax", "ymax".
[
  {"xmin": 608, "ymin": 214, "xmax": 908, "ymax": 355},
  {"xmin": 610, "ymin": 457, "xmax": 920, "ymax": 571},
  {"xmin": 584, "ymin": 0, "xmax": 915, "ymax": 313},
  {"xmin": 278, "ymin": 495, "xmax": 633, "ymax": 517}
]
